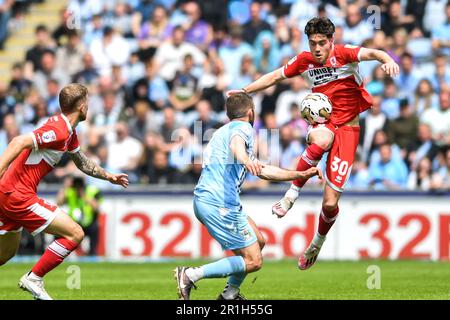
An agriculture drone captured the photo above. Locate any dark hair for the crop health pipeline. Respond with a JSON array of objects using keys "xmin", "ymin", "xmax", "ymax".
[
  {"xmin": 35, "ymin": 24, "xmax": 48, "ymax": 34},
  {"xmin": 72, "ymin": 177, "xmax": 85, "ymax": 189},
  {"xmin": 304, "ymin": 17, "xmax": 335, "ymax": 38},
  {"xmin": 226, "ymin": 93, "xmax": 254, "ymax": 120},
  {"xmin": 59, "ymin": 83, "xmax": 88, "ymax": 113}
]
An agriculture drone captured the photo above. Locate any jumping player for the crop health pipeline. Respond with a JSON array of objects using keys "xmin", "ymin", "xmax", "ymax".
[
  {"xmin": 227, "ymin": 17, "xmax": 399, "ymax": 270},
  {"xmin": 0, "ymin": 84, "xmax": 129, "ymax": 300},
  {"xmin": 174, "ymin": 93, "xmax": 321, "ymax": 300}
]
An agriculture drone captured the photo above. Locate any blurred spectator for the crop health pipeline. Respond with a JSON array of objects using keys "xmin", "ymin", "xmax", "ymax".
[
  {"xmin": 368, "ymin": 143, "xmax": 409, "ymax": 190},
  {"xmin": 386, "ymin": 99, "xmax": 419, "ymax": 151},
  {"xmin": 342, "ymin": 4, "xmax": 374, "ymax": 45},
  {"xmin": 360, "ymin": 95, "xmax": 388, "ymax": 163},
  {"xmin": 218, "ymin": 26, "xmax": 253, "ymax": 84},
  {"xmin": 430, "ymin": 52, "xmax": 450, "ymax": 93},
  {"xmin": 289, "ymin": 0, "xmax": 319, "ymax": 31},
  {"xmin": 57, "ymin": 176, "xmax": 103, "ymax": 256},
  {"xmin": 56, "ymin": 29, "xmax": 86, "ymax": 77},
  {"xmin": 133, "ymin": 58, "xmax": 169, "ymax": 110},
  {"xmin": 382, "ymin": 0, "xmax": 416, "ymax": 36},
  {"xmin": 431, "ymin": 1, "xmax": 450, "ymax": 56},
  {"xmin": 420, "ymin": 89, "xmax": 450, "ymax": 144},
  {"xmin": 33, "ymin": 50, "xmax": 70, "ymax": 99},
  {"xmin": 431, "ymin": 147, "xmax": 450, "ymax": 190},
  {"xmin": 395, "ymin": 52, "xmax": 420, "ymax": 99},
  {"xmin": 72, "ymin": 52, "xmax": 99, "ymax": 85},
  {"xmin": 278, "ymin": 124, "xmax": 303, "ymax": 169},
  {"xmin": 243, "ymin": 2, "xmax": 272, "ymax": 45},
  {"xmin": 137, "ymin": 5, "xmax": 173, "ymax": 61},
  {"xmin": 189, "ymin": 99, "xmax": 219, "ymax": 145},
  {"xmin": 284, "ymin": 102, "xmax": 308, "ymax": 141},
  {"xmin": 107, "ymin": 122, "xmax": 143, "ymax": 183},
  {"xmin": 0, "ymin": 113, "xmax": 19, "ymax": 154},
  {"xmin": 160, "ymin": 106, "xmax": 182, "ymax": 144},
  {"xmin": 169, "ymin": 127, "xmax": 201, "ymax": 181},
  {"xmin": 0, "ymin": 82, "xmax": 15, "ymax": 124},
  {"xmin": 387, "ymin": 28, "xmax": 409, "ymax": 64},
  {"xmin": 91, "ymin": 89, "xmax": 122, "ymax": 134},
  {"xmin": 275, "ymin": 76, "xmax": 308, "ymax": 126},
  {"xmin": 169, "ymin": 53, "xmax": 201, "ymax": 112},
  {"xmin": 67, "ymin": 0, "xmax": 102, "ymax": 24},
  {"xmin": 46, "ymin": 78, "xmax": 60, "ymax": 115},
  {"xmin": 182, "ymin": 1, "xmax": 212, "ymax": 51},
  {"xmin": 198, "ymin": 56, "xmax": 230, "ymax": 113},
  {"xmin": 253, "ymin": 30, "xmax": 280, "ymax": 74},
  {"xmin": 233, "ymin": 54, "xmax": 255, "ymax": 94},
  {"xmin": 148, "ymin": 149, "xmax": 177, "ymax": 184},
  {"xmin": 8, "ymin": 62, "xmax": 31, "ymax": 103},
  {"xmin": 25, "ymin": 25, "xmax": 56, "ymax": 74},
  {"xmin": 82, "ymin": 13, "xmax": 104, "ymax": 46},
  {"xmin": 154, "ymin": 25, "xmax": 205, "ymax": 82},
  {"xmin": 347, "ymin": 154, "xmax": 370, "ymax": 190},
  {"xmin": 52, "ymin": 8, "xmax": 73, "ymax": 46},
  {"xmin": 407, "ymin": 157, "xmax": 433, "ymax": 191},
  {"xmin": 110, "ymin": 2, "xmax": 133, "ymax": 37},
  {"xmin": 0, "ymin": 0, "xmax": 14, "ymax": 49},
  {"xmin": 412, "ymin": 78, "xmax": 439, "ymax": 115},
  {"xmin": 407, "ymin": 123, "xmax": 439, "ymax": 171},
  {"xmin": 369, "ymin": 129, "xmax": 402, "ymax": 165},
  {"xmin": 128, "ymin": 100, "xmax": 159, "ymax": 141},
  {"xmin": 90, "ymin": 26, "xmax": 131, "ymax": 77},
  {"xmin": 380, "ymin": 78, "xmax": 400, "ymax": 119}
]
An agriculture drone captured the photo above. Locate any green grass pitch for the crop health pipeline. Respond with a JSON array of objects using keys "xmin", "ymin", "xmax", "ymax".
[{"xmin": 1, "ymin": 260, "xmax": 449, "ymax": 300}]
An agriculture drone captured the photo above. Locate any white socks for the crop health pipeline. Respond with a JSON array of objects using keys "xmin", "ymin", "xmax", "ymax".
[
  {"xmin": 285, "ymin": 184, "xmax": 300, "ymax": 202},
  {"xmin": 311, "ymin": 232, "xmax": 326, "ymax": 248},
  {"xmin": 185, "ymin": 267, "xmax": 204, "ymax": 283},
  {"xmin": 222, "ymin": 284, "xmax": 240, "ymax": 300}
]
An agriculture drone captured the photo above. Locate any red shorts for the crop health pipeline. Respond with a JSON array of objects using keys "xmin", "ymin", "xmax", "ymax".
[
  {"xmin": 0, "ymin": 191, "xmax": 59, "ymax": 236},
  {"xmin": 307, "ymin": 123, "xmax": 360, "ymax": 192}
]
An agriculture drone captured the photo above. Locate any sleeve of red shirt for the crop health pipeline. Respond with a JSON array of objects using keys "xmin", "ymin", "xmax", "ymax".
[
  {"xmin": 341, "ymin": 44, "xmax": 362, "ymax": 63},
  {"xmin": 67, "ymin": 130, "xmax": 80, "ymax": 153},
  {"xmin": 282, "ymin": 52, "xmax": 305, "ymax": 78},
  {"xmin": 30, "ymin": 122, "xmax": 67, "ymax": 150}
]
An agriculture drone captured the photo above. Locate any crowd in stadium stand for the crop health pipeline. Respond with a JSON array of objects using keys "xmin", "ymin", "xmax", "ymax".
[{"xmin": 0, "ymin": 0, "xmax": 449, "ymax": 191}]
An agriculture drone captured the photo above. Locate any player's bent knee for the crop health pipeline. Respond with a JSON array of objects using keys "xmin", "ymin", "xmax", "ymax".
[
  {"xmin": 309, "ymin": 131, "xmax": 333, "ymax": 150},
  {"xmin": 322, "ymin": 201, "xmax": 338, "ymax": 212},
  {"xmin": 245, "ymin": 255, "xmax": 263, "ymax": 273},
  {"xmin": 67, "ymin": 224, "xmax": 85, "ymax": 244}
]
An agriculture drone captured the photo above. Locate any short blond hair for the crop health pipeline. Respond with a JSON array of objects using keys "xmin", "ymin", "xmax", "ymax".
[{"xmin": 59, "ymin": 83, "xmax": 88, "ymax": 113}]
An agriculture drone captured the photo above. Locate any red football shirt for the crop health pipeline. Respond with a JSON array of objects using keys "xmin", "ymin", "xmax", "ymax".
[
  {"xmin": 0, "ymin": 113, "xmax": 80, "ymax": 195},
  {"xmin": 282, "ymin": 44, "xmax": 373, "ymax": 125}
]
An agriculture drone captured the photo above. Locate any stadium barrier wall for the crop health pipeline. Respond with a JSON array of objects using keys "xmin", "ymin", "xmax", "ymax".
[{"xmin": 45, "ymin": 191, "xmax": 450, "ymax": 261}]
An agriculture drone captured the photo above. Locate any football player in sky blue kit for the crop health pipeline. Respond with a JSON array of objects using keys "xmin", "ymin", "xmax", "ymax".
[{"xmin": 174, "ymin": 93, "xmax": 322, "ymax": 300}]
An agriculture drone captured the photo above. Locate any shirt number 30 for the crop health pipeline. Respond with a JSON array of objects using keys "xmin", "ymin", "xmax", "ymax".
[{"xmin": 330, "ymin": 156, "xmax": 349, "ymax": 176}]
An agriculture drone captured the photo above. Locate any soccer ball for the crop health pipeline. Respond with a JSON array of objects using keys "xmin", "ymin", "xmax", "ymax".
[{"xmin": 300, "ymin": 93, "xmax": 333, "ymax": 124}]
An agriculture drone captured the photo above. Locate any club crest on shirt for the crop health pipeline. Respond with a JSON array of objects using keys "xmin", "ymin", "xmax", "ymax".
[
  {"xmin": 330, "ymin": 56, "xmax": 337, "ymax": 66},
  {"xmin": 42, "ymin": 130, "xmax": 57, "ymax": 143}
]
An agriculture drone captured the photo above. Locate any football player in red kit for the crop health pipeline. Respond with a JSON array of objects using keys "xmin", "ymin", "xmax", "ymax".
[
  {"xmin": 0, "ymin": 84, "xmax": 129, "ymax": 299},
  {"xmin": 227, "ymin": 17, "xmax": 399, "ymax": 270}
]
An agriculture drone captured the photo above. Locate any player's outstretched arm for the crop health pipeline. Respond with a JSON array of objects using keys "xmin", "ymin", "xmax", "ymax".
[
  {"xmin": 258, "ymin": 165, "xmax": 323, "ymax": 182},
  {"xmin": 227, "ymin": 67, "xmax": 285, "ymax": 96},
  {"xmin": 0, "ymin": 134, "xmax": 34, "ymax": 178},
  {"xmin": 69, "ymin": 150, "xmax": 129, "ymax": 188},
  {"xmin": 358, "ymin": 47, "xmax": 400, "ymax": 78}
]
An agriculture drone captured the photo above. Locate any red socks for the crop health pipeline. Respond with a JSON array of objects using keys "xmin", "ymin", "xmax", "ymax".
[
  {"xmin": 31, "ymin": 238, "xmax": 79, "ymax": 277},
  {"xmin": 293, "ymin": 144, "xmax": 326, "ymax": 187},
  {"xmin": 318, "ymin": 206, "xmax": 339, "ymax": 236}
]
